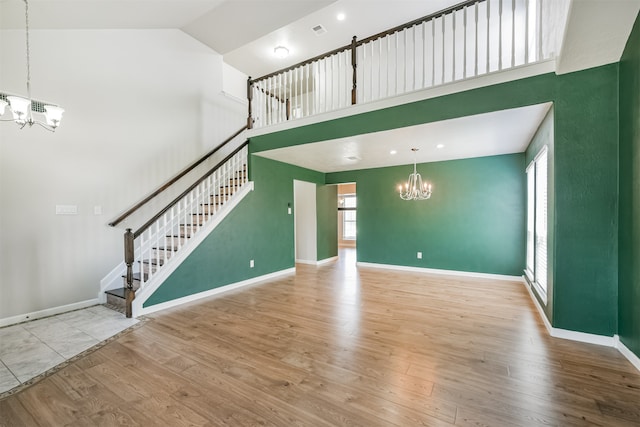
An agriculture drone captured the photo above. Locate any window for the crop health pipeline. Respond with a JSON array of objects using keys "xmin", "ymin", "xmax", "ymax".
[
  {"xmin": 343, "ymin": 210, "xmax": 357, "ymax": 240},
  {"xmin": 338, "ymin": 194, "xmax": 356, "ymax": 241},
  {"xmin": 526, "ymin": 147, "xmax": 548, "ymax": 302}
]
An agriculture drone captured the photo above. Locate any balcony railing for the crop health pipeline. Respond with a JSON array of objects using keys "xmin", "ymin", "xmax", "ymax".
[{"xmin": 248, "ymin": 0, "xmax": 555, "ymax": 129}]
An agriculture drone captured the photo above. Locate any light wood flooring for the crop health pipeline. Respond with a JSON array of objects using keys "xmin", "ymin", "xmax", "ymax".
[{"xmin": 1, "ymin": 249, "xmax": 640, "ymax": 426}]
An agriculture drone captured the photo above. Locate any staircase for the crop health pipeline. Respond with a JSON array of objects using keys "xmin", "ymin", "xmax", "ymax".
[{"xmin": 102, "ymin": 129, "xmax": 251, "ymax": 317}]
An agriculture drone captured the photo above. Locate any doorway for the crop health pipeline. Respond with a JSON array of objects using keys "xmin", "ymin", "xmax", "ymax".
[
  {"xmin": 294, "ymin": 180, "xmax": 317, "ymax": 263},
  {"xmin": 337, "ymin": 183, "xmax": 356, "ymax": 248}
]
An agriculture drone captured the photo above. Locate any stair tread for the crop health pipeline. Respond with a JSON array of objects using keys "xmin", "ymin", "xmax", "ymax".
[
  {"xmin": 120, "ymin": 272, "xmax": 147, "ymax": 282},
  {"xmin": 105, "ymin": 287, "xmax": 129, "ymax": 299}
]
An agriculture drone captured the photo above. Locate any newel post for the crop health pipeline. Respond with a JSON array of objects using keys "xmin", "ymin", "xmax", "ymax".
[
  {"xmin": 247, "ymin": 76, "xmax": 253, "ymax": 129},
  {"xmin": 124, "ymin": 228, "xmax": 135, "ymax": 318},
  {"xmin": 351, "ymin": 35, "xmax": 357, "ymax": 105}
]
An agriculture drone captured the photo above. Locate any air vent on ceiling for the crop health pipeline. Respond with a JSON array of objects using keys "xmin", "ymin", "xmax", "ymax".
[{"xmin": 312, "ymin": 24, "xmax": 327, "ymax": 36}]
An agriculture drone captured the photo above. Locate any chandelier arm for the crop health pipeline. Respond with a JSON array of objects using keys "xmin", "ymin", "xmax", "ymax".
[{"xmin": 31, "ymin": 120, "xmax": 56, "ymax": 132}]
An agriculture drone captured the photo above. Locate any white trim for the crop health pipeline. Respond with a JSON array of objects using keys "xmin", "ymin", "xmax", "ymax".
[
  {"xmin": 247, "ymin": 60, "xmax": 556, "ymax": 138},
  {"xmin": 521, "ymin": 279, "xmax": 616, "ymax": 347},
  {"xmin": 317, "ymin": 256, "xmax": 338, "ymax": 265},
  {"xmin": 98, "ymin": 261, "xmax": 126, "ymax": 303},
  {"xmin": 550, "ymin": 327, "xmax": 615, "ymax": 347},
  {"xmin": 296, "ymin": 256, "xmax": 339, "ymax": 266},
  {"xmin": 356, "ymin": 262, "xmax": 523, "ymax": 282},
  {"xmin": 615, "ymin": 335, "xmax": 640, "ymax": 372},
  {"xmin": 132, "ymin": 182, "xmax": 254, "ymax": 317},
  {"xmin": 0, "ymin": 298, "xmax": 100, "ymax": 328},
  {"xmin": 138, "ymin": 267, "xmax": 296, "ymax": 316},
  {"xmin": 220, "ymin": 90, "xmax": 248, "ymax": 106}
]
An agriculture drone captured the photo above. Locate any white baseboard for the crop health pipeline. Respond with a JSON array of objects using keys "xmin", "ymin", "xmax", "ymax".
[
  {"xmin": 521, "ymin": 278, "xmax": 616, "ymax": 346},
  {"xmin": 356, "ymin": 261, "xmax": 524, "ymax": 282},
  {"xmin": 138, "ymin": 267, "xmax": 296, "ymax": 316},
  {"xmin": 615, "ymin": 335, "xmax": 640, "ymax": 372},
  {"xmin": 0, "ymin": 298, "xmax": 100, "ymax": 328},
  {"xmin": 317, "ymin": 256, "xmax": 338, "ymax": 265},
  {"xmin": 296, "ymin": 256, "xmax": 338, "ymax": 266}
]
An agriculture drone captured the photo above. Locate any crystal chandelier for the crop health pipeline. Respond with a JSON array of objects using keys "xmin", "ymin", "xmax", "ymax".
[
  {"xmin": 398, "ymin": 148, "xmax": 432, "ymax": 200},
  {"xmin": 0, "ymin": 0, "xmax": 64, "ymax": 131}
]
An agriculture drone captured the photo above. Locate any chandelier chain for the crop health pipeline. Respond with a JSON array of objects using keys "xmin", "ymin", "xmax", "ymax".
[
  {"xmin": 24, "ymin": 0, "xmax": 32, "ymax": 100},
  {"xmin": 0, "ymin": 0, "xmax": 64, "ymax": 131}
]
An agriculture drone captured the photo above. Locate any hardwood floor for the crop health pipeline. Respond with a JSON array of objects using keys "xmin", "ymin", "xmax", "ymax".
[{"xmin": 2, "ymin": 249, "xmax": 640, "ymax": 426}]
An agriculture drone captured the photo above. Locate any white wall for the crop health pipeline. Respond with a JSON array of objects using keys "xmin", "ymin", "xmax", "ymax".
[
  {"xmin": 294, "ymin": 180, "xmax": 317, "ymax": 263},
  {"xmin": 0, "ymin": 29, "xmax": 246, "ymax": 321}
]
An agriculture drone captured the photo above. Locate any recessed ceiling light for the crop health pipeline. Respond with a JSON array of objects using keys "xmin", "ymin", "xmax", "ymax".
[
  {"xmin": 346, "ymin": 156, "xmax": 360, "ymax": 161},
  {"xmin": 273, "ymin": 46, "xmax": 289, "ymax": 59},
  {"xmin": 436, "ymin": 144, "xmax": 445, "ymax": 149},
  {"xmin": 337, "ymin": 13, "xmax": 346, "ymax": 21},
  {"xmin": 390, "ymin": 150, "xmax": 397, "ymax": 155}
]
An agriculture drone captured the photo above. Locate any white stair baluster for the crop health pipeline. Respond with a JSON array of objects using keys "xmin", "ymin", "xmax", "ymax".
[
  {"xmin": 453, "ymin": 10, "xmax": 456, "ymax": 82},
  {"xmin": 525, "ymin": 0, "xmax": 529, "ymax": 63},
  {"xmin": 487, "ymin": 0, "xmax": 491, "ymax": 73},
  {"xmin": 511, "ymin": 0, "xmax": 515, "ymax": 67},
  {"xmin": 464, "ymin": 6, "xmax": 467, "ymax": 79},
  {"xmin": 475, "ymin": 2, "xmax": 479, "ymax": 76},
  {"xmin": 442, "ymin": 14, "xmax": 445, "ymax": 84},
  {"xmin": 432, "ymin": 18, "xmax": 436, "ymax": 86},
  {"xmin": 499, "ymin": 0, "xmax": 503, "ymax": 70}
]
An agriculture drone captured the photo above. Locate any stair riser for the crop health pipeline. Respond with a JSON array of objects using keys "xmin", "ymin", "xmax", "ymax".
[
  {"xmin": 199, "ymin": 205, "xmax": 219, "ymax": 215},
  {"xmin": 191, "ymin": 215, "xmax": 210, "ymax": 225},
  {"xmin": 163, "ymin": 237, "xmax": 189, "ymax": 246},
  {"xmin": 210, "ymin": 195, "xmax": 232, "ymax": 204},
  {"xmin": 106, "ymin": 293, "xmax": 126, "ymax": 310}
]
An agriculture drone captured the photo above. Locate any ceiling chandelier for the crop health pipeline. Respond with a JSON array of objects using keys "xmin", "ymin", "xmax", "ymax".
[
  {"xmin": 398, "ymin": 148, "xmax": 432, "ymax": 200},
  {"xmin": 0, "ymin": 0, "xmax": 64, "ymax": 131}
]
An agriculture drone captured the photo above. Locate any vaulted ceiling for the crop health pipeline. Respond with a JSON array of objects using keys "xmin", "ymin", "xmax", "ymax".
[{"xmin": 1, "ymin": 0, "xmax": 638, "ymax": 171}]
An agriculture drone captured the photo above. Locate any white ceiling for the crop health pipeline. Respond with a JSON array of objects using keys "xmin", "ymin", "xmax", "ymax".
[
  {"xmin": 256, "ymin": 103, "xmax": 553, "ymax": 172},
  {"xmin": 1, "ymin": 0, "xmax": 637, "ymax": 173}
]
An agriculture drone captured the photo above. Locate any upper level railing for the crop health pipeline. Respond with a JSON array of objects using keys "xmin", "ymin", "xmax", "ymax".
[{"xmin": 248, "ymin": 0, "xmax": 553, "ymax": 129}]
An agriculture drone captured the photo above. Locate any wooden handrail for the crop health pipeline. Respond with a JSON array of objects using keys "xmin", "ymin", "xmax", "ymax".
[
  {"xmin": 109, "ymin": 125, "xmax": 248, "ymax": 227},
  {"xmin": 356, "ymin": 0, "xmax": 480, "ymax": 46},
  {"xmin": 249, "ymin": 0, "xmax": 480, "ymax": 84},
  {"xmin": 251, "ymin": 43, "xmax": 352, "ymax": 83},
  {"xmin": 133, "ymin": 140, "xmax": 249, "ymax": 238}
]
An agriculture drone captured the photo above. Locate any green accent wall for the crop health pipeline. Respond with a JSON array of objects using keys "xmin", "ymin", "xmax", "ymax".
[
  {"xmin": 619, "ymin": 11, "xmax": 640, "ymax": 358},
  {"xmin": 144, "ymin": 156, "xmax": 326, "ymax": 307},
  {"xmin": 326, "ymin": 154, "xmax": 525, "ymax": 275},
  {"xmin": 316, "ymin": 185, "xmax": 338, "ymax": 261},
  {"xmin": 252, "ymin": 65, "xmax": 620, "ymax": 336},
  {"xmin": 525, "ymin": 107, "xmax": 555, "ymax": 324}
]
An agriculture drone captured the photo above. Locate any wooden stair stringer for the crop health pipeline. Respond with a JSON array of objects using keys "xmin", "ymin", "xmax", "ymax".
[{"xmin": 131, "ymin": 181, "xmax": 254, "ymax": 317}]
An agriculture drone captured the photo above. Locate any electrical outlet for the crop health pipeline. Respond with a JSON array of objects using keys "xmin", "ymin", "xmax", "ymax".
[
  {"xmin": 417, "ymin": 252, "xmax": 422, "ymax": 259},
  {"xmin": 250, "ymin": 259, "xmax": 254, "ymax": 268}
]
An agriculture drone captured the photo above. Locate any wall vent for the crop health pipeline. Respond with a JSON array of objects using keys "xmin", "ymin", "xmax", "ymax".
[{"xmin": 311, "ymin": 24, "xmax": 327, "ymax": 36}]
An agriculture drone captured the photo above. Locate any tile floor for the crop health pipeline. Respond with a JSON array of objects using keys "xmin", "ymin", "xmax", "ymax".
[{"xmin": 0, "ymin": 305, "xmax": 138, "ymax": 394}]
